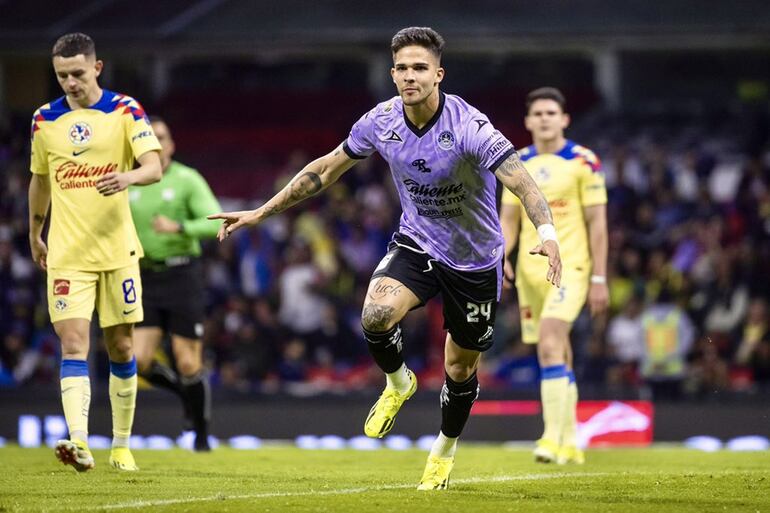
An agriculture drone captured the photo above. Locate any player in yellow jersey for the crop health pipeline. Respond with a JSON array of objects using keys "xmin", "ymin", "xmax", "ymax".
[
  {"xmin": 28, "ymin": 33, "xmax": 162, "ymax": 472},
  {"xmin": 500, "ymin": 87, "xmax": 608, "ymax": 465}
]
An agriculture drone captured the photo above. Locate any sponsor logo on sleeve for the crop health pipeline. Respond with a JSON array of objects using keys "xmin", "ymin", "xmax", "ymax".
[
  {"xmin": 131, "ymin": 130, "xmax": 153, "ymax": 142},
  {"xmin": 68, "ymin": 122, "xmax": 92, "ymax": 145},
  {"xmin": 473, "ymin": 119, "xmax": 488, "ymax": 132},
  {"xmin": 53, "ymin": 279, "xmax": 70, "ymax": 296},
  {"xmin": 54, "ymin": 298, "xmax": 68, "ymax": 312}
]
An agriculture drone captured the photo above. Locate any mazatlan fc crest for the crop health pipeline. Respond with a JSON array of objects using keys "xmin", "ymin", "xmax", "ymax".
[{"xmin": 437, "ymin": 131, "xmax": 455, "ymax": 150}]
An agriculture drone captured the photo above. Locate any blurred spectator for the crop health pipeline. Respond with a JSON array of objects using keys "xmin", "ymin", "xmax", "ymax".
[{"xmin": 639, "ymin": 285, "xmax": 695, "ymax": 401}]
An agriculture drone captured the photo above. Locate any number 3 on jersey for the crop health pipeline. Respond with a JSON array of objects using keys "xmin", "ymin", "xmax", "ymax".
[
  {"xmin": 122, "ymin": 278, "xmax": 137, "ymax": 304},
  {"xmin": 466, "ymin": 301, "xmax": 491, "ymax": 323}
]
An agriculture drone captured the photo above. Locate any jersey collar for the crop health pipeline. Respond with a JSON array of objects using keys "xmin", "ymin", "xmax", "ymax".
[{"xmin": 403, "ymin": 91, "xmax": 446, "ymax": 138}]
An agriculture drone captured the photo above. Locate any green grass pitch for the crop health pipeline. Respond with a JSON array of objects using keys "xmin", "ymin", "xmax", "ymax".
[{"xmin": 0, "ymin": 445, "xmax": 767, "ymax": 512}]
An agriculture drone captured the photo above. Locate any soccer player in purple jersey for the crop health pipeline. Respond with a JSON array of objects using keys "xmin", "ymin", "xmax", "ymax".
[{"xmin": 210, "ymin": 27, "xmax": 561, "ymax": 490}]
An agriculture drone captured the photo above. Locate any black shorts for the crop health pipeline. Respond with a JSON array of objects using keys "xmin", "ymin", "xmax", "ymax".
[
  {"xmin": 371, "ymin": 233, "xmax": 502, "ymax": 352},
  {"xmin": 136, "ymin": 258, "xmax": 205, "ymax": 340}
]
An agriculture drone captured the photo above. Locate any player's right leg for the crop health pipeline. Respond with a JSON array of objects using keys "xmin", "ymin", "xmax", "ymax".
[
  {"xmin": 48, "ymin": 269, "xmax": 98, "ymax": 472},
  {"xmin": 53, "ymin": 318, "xmax": 95, "ymax": 472},
  {"xmin": 361, "ymin": 275, "xmax": 421, "ymax": 438},
  {"xmin": 535, "ymin": 317, "xmax": 571, "ymax": 463}
]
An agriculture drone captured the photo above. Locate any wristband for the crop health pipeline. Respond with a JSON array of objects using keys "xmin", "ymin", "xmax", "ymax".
[
  {"xmin": 590, "ymin": 275, "xmax": 606, "ymax": 284},
  {"xmin": 536, "ymin": 223, "xmax": 558, "ymax": 244}
]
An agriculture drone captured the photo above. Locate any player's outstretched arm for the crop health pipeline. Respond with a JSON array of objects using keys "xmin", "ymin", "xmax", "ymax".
[
  {"xmin": 28, "ymin": 173, "xmax": 51, "ymax": 271},
  {"xmin": 495, "ymin": 152, "xmax": 561, "ymax": 287},
  {"xmin": 95, "ymin": 150, "xmax": 162, "ymax": 196},
  {"xmin": 208, "ymin": 143, "xmax": 359, "ymax": 241}
]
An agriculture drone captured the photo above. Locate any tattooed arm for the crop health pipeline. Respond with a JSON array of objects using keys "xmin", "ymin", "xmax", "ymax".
[
  {"xmin": 28, "ymin": 173, "xmax": 51, "ymax": 270},
  {"xmin": 208, "ymin": 143, "xmax": 360, "ymax": 240},
  {"xmin": 494, "ymin": 151, "xmax": 562, "ymax": 286},
  {"xmin": 495, "ymin": 152, "xmax": 553, "ymax": 227}
]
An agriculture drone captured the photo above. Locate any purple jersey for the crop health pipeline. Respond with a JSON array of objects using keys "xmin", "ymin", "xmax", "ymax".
[{"xmin": 343, "ymin": 92, "xmax": 516, "ymax": 271}]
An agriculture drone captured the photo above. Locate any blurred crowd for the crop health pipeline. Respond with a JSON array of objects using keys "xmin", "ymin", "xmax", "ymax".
[{"xmin": 2, "ymin": 106, "xmax": 770, "ymax": 400}]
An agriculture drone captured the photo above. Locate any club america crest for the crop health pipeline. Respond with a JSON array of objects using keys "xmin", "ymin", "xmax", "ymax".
[{"xmin": 69, "ymin": 122, "xmax": 92, "ymax": 145}]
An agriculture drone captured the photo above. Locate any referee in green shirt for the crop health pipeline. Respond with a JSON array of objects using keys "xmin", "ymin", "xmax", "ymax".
[{"xmin": 129, "ymin": 117, "xmax": 221, "ymax": 451}]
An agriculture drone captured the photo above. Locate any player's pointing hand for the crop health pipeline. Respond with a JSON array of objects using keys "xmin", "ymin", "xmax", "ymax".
[
  {"xmin": 207, "ymin": 210, "xmax": 259, "ymax": 241},
  {"xmin": 528, "ymin": 240, "xmax": 562, "ymax": 287}
]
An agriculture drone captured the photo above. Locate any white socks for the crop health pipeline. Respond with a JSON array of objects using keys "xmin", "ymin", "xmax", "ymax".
[{"xmin": 386, "ymin": 364, "xmax": 412, "ymax": 394}]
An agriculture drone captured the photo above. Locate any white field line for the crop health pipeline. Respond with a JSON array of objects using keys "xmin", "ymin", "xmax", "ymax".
[{"xmin": 80, "ymin": 471, "xmax": 610, "ymax": 511}]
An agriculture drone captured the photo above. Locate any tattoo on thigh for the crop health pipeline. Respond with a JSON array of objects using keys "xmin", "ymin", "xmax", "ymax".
[
  {"xmin": 361, "ymin": 303, "xmax": 396, "ymax": 332},
  {"xmin": 368, "ymin": 278, "xmax": 403, "ymax": 300}
]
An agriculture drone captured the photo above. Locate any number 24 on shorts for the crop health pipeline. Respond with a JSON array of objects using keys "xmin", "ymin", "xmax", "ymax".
[{"xmin": 466, "ymin": 302, "xmax": 491, "ymax": 323}]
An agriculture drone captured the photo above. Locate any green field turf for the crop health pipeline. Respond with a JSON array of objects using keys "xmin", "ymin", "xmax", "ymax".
[{"xmin": 0, "ymin": 445, "xmax": 767, "ymax": 512}]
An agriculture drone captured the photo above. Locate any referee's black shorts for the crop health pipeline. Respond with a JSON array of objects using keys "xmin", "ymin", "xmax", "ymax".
[{"xmin": 137, "ymin": 258, "xmax": 205, "ymax": 340}]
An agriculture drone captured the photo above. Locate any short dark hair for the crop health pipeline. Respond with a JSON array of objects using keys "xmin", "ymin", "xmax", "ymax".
[
  {"xmin": 52, "ymin": 33, "xmax": 95, "ymax": 58},
  {"xmin": 525, "ymin": 87, "xmax": 566, "ymax": 114},
  {"xmin": 391, "ymin": 27, "xmax": 444, "ymax": 59}
]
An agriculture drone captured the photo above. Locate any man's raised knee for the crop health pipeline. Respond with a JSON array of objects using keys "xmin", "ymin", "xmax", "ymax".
[{"xmin": 361, "ymin": 303, "xmax": 398, "ymax": 333}]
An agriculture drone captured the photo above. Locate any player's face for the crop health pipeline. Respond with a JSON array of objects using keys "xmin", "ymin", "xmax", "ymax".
[
  {"xmin": 391, "ymin": 45, "xmax": 444, "ymax": 106},
  {"xmin": 150, "ymin": 120, "xmax": 176, "ymax": 170},
  {"xmin": 52, "ymin": 54, "xmax": 102, "ymax": 105},
  {"xmin": 525, "ymin": 99, "xmax": 570, "ymax": 142}
]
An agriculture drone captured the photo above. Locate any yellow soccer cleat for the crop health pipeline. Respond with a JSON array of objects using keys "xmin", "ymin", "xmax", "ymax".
[
  {"xmin": 55, "ymin": 439, "xmax": 95, "ymax": 472},
  {"xmin": 417, "ymin": 455, "xmax": 454, "ymax": 491},
  {"xmin": 533, "ymin": 438, "xmax": 559, "ymax": 463},
  {"xmin": 363, "ymin": 370, "xmax": 417, "ymax": 438},
  {"xmin": 109, "ymin": 447, "xmax": 139, "ymax": 471},
  {"xmin": 557, "ymin": 445, "xmax": 585, "ymax": 465}
]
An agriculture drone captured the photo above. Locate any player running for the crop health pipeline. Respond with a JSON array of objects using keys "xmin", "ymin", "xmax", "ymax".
[
  {"xmin": 28, "ymin": 33, "xmax": 162, "ymax": 472},
  {"xmin": 129, "ymin": 117, "xmax": 222, "ymax": 452},
  {"xmin": 209, "ymin": 27, "xmax": 561, "ymax": 490},
  {"xmin": 500, "ymin": 87, "xmax": 608, "ymax": 465}
]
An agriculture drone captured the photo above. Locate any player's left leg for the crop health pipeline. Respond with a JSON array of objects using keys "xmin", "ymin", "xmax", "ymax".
[
  {"xmin": 418, "ymin": 336, "xmax": 480, "ymax": 491},
  {"xmin": 103, "ymin": 323, "xmax": 139, "ymax": 471},
  {"xmin": 557, "ymin": 341, "xmax": 584, "ymax": 464},
  {"xmin": 98, "ymin": 264, "xmax": 143, "ymax": 471},
  {"xmin": 171, "ymin": 335, "xmax": 210, "ymax": 451}
]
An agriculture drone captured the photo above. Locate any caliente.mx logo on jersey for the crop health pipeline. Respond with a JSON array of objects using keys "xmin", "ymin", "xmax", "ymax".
[{"xmin": 69, "ymin": 122, "xmax": 92, "ymax": 145}]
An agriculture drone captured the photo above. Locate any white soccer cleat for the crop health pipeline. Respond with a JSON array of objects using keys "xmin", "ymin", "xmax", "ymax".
[{"xmin": 55, "ymin": 439, "xmax": 95, "ymax": 472}]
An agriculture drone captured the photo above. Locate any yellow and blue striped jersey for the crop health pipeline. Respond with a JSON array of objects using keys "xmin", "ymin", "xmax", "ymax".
[
  {"xmin": 502, "ymin": 140, "xmax": 607, "ymax": 279},
  {"xmin": 30, "ymin": 89, "xmax": 161, "ymax": 271}
]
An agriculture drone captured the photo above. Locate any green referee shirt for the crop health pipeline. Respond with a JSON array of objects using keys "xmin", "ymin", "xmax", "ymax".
[{"xmin": 129, "ymin": 160, "xmax": 222, "ymax": 262}]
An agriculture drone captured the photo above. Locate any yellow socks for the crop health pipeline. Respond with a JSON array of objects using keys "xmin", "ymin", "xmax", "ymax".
[
  {"xmin": 109, "ymin": 357, "xmax": 137, "ymax": 448},
  {"xmin": 60, "ymin": 360, "xmax": 91, "ymax": 443},
  {"xmin": 561, "ymin": 373, "xmax": 578, "ymax": 448},
  {"xmin": 539, "ymin": 365, "xmax": 568, "ymax": 444}
]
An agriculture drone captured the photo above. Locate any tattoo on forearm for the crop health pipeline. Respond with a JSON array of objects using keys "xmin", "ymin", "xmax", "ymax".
[
  {"xmin": 33, "ymin": 213, "xmax": 46, "ymax": 225},
  {"xmin": 361, "ymin": 303, "xmax": 396, "ymax": 332},
  {"xmin": 262, "ymin": 171, "xmax": 323, "ymax": 219},
  {"xmin": 499, "ymin": 154, "xmax": 553, "ymax": 227}
]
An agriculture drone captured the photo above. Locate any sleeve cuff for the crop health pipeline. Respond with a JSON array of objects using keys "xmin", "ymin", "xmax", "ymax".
[
  {"xmin": 342, "ymin": 141, "xmax": 367, "ymax": 160},
  {"xmin": 489, "ymin": 147, "xmax": 517, "ymax": 173}
]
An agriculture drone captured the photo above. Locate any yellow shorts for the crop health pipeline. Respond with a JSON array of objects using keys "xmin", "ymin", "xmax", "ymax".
[
  {"xmin": 47, "ymin": 263, "xmax": 143, "ymax": 328},
  {"xmin": 515, "ymin": 269, "xmax": 589, "ymax": 344}
]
